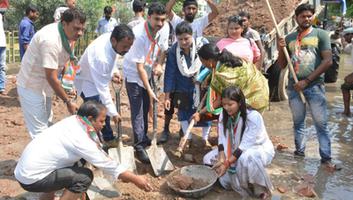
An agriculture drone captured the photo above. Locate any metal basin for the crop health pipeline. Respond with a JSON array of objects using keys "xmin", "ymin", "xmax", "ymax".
[{"xmin": 167, "ymin": 165, "xmax": 218, "ymax": 198}]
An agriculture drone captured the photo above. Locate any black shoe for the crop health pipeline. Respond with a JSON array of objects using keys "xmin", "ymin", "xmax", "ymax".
[
  {"xmin": 179, "ymin": 128, "xmax": 184, "ymax": 138},
  {"xmin": 136, "ymin": 149, "xmax": 150, "ymax": 164},
  {"xmin": 294, "ymin": 150, "xmax": 305, "ymax": 157},
  {"xmin": 157, "ymin": 130, "xmax": 169, "ymax": 144}
]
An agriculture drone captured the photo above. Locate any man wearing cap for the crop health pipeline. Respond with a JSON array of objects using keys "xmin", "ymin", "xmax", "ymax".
[{"xmin": 166, "ymin": 0, "xmax": 218, "ymax": 39}]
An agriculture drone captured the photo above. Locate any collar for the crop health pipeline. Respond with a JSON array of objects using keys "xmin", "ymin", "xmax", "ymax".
[{"xmin": 24, "ymin": 16, "xmax": 34, "ymax": 24}]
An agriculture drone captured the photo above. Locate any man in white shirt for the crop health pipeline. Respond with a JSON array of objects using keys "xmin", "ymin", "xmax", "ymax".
[
  {"xmin": 239, "ymin": 11, "xmax": 264, "ymax": 70},
  {"xmin": 123, "ymin": 2, "xmax": 168, "ymax": 163},
  {"xmin": 53, "ymin": 0, "xmax": 76, "ymax": 22},
  {"xmin": 15, "ymin": 101, "xmax": 152, "ymax": 200},
  {"xmin": 0, "ymin": 12, "xmax": 6, "ymax": 95},
  {"xmin": 17, "ymin": 8, "xmax": 85, "ymax": 138},
  {"xmin": 128, "ymin": 0, "xmax": 146, "ymax": 28},
  {"xmin": 96, "ymin": 6, "xmax": 119, "ymax": 36},
  {"xmin": 166, "ymin": 0, "xmax": 218, "ymax": 39},
  {"xmin": 75, "ymin": 24, "xmax": 134, "ymax": 143}
]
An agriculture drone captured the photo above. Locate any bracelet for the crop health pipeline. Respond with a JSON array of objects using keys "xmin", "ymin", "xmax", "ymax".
[{"xmin": 305, "ymin": 77, "xmax": 312, "ymax": 84}]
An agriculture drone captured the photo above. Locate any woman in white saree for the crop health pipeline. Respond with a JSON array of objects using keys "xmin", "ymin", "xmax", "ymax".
[{"xmin": 203, "ymin": 86, "xmax": 275, "ymax": 199}]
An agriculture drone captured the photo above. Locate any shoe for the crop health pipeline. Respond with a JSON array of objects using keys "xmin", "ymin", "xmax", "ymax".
[
  {"xmin": 321, "ymin": 160, "xmax": 342, "ymax": 171},
  {"xmin": 157, "ymin": 130, "xmax": 169, "ymax": 144},
  {"xmin": 136, "ymin": 149, "xmax": 150, "ymax": 164},
  {"xmin": 294, "ymin": 150, "xmax": 305, "ymax": 157}
]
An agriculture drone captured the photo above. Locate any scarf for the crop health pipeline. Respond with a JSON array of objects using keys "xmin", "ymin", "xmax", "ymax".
[
  {"xmin": 144, "ymin": 21, "xmax": 160, "ymax": 80},
  {"xmin": 58, "ymin": 22, "xmax": 80, "ymax": 91},
  {"xmin": 76, "ymin": 116, "xmax": 103, "ymax": 148},
  {"xmin": 293, "ymin": 27, "xmax": 313, "ymax": 73},
  {"xmin": 176, "ymin": 38, "xmax": 202, "ymax": 77},
  {"xmin": 226, "ymin": 112, "xmax": 241, "ymax": 174}
]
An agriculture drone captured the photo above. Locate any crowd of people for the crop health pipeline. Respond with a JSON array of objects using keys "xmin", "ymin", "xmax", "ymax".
[{"xmin": 0, "ymin": 0, "xmax": 346, "ymax": 199}]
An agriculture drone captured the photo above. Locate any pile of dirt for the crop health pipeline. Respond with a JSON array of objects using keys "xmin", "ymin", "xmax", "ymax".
[
  {"xmin": 169, "ymin": 174, "xmax": 209, "ymax": 190},
  {"xmin": 204, "ymin": 0, "xmax": 303, "ymax": 37}
]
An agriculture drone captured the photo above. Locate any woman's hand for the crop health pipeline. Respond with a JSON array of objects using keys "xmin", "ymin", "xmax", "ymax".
[
  {"xmin": 133, "ymin": 175, "xmax": 153, "ymax": 192},
  {"xmin": 191, "ymin": 112, "xmax": 201, "ymax": 122},
  {"xmin": 212, "ymin": 152, "xmax": 227, "ymax": 177}
]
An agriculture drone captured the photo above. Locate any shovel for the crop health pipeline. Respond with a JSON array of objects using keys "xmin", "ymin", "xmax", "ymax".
[
  {"xmin": 174, "ymin": 92, "xmax": 208, "ymax": 158},
  {"xmin": 146, "ymin": 75, "xmax": 174, "ymax": 176},
  {"xmin": 108, "ymin": 83, "xmax": 137, "ymax": 173}
]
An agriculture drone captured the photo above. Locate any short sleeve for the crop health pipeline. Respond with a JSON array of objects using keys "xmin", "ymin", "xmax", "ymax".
[
  {"xmin": 129, "ymin": 37, "xmax": 146, "ymax": 64},
  {"xmin": 170, "ymin": 14, "xmax": 182, "ymax": 30},
  {"xmin": 318, "ymin": 29, "xmax": 331, "ymax": 52},
  {"xmin": 250, "ymin": 29, "xmax": 261, "ymax": 41}
]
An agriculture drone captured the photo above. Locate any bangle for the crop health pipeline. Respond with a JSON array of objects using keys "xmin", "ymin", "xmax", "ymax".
[{"xmin": 305, "ymin": 77, "xmax": 312, "ymax": 84}]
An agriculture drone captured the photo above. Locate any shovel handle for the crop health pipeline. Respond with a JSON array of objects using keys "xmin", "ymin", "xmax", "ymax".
[
  {"xmin": 151, "ymin": 75, "xmax": 158, "ymax": 143},
  {"xmin": 112, "ymin": 82, "xmax": 123, "ymax": 140},
  {"xmin": 265, "ymin": 0, "xmax": 306, "ymax": 104},
  {"xmin": 177, "ymin": 119, "xmax": 195, "ymax": 152}
]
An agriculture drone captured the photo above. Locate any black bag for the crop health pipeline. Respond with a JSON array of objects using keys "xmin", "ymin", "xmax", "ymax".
[{"xmin": 172, "ymin": 92, "xmax": 191, "ymax": 110}]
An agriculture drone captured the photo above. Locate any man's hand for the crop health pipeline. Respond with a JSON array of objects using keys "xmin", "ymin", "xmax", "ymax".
[
  {"xmin": 133, "ymin": 175, "xmax": 153, "ymax": 192},
  {"xmin": 153, "ymin": 63, "xmax": 163, "ymax": 76},
  {"xmin": 277, "ymin": 37, "xmax": 286, "ymax": 49},
  {"xmin": 112, "ymin": 114, "xmax": 122, "ymax": 124},
  {"xmin": 67, "ymin": 101, "xmax": 78, "ymax": 114},
  {"xmin": 293, "ymin": 79, "xmax": 309, "ymax": 92},
  {"xmin": 148, "ymin": 89, "xmax": 159, "ymax": 102},
  {"xmin": 164, "ymin": 99, "xmax": 171, "ymax": 111},
  {"xmin": 112, "ymin": 72, "xmax": 123, "ymax": 84}
]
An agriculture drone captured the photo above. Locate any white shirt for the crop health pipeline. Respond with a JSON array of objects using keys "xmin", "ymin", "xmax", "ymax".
[
  {"xmin": 14, "ymin": 115, "xmax": 127, "ymax": 185},
  {"xmin": 75, "ymin": 33, "xmax": 118, "ymax": 117},
  {"xmin": 244, "ymin": 27, "xmax": 261, "ymax": 42},
  {"xmin": 95, "ymin": 17, "xmax": 119, "ymax": 36},
  {"xmin": 170, "ymin": 14, "xmax": 209, "ymax": 38},
  {"xmin": 127, "ymin": 16, "xmax": 145, "ymax": 28},
  {"xmin": 0, "ymin": 13, "xmax": 6, "ymax": 47},
  {"xmin": 123, "ymin": 21, "xmax": 169, "ymax": 88},
  {"xmin": 53, "ymin": 6, "xmax": 69, "ymax": 22},
  {"xmin": 17, "ymin": 23, "xmax": 70, "ymax": 96},
  {"xmin": 217, "ymin": 110, "xmax": 274, "ymax": 161}
]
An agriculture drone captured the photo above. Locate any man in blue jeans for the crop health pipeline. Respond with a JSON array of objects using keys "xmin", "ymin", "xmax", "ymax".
[
  {"xmin": 277, "ymin": 3, "xmax": 339, "ymax": 169},
  {"xmin": 123, "ymin": 2, "xmax": 169, "ymax": 163}
]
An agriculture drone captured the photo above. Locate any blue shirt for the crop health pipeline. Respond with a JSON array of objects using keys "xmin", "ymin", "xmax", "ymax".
[
  {"xmin": 19, "ymin": 17, "xmax": 35, "ymax": 60},
  {"xmin": 164, "ymin": 43, "xmax": 195, "ymax": 94},
  {"xmin": 95, "ymin": 17, "xmax": 118, "ymax": 36}
]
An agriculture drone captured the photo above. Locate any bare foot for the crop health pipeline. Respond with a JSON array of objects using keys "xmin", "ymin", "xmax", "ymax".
[{"xmin": 342, "ymin": 111, "xmax": 351, "ymax": 117}]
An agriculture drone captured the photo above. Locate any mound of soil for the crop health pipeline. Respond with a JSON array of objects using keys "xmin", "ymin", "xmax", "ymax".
[
  {"xmin": 170, "ymin": 174, "xmax": 209, "ymax": 190},
  {"xmin": 204, "ymin": 0, "xmax": 303, "ymax": 37}
]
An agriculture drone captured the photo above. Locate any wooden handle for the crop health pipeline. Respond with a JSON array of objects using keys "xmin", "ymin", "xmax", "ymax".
[
  {"xmin": 177, "ymin": 119, "xmax": 195, "ymax": 152},
  {"xmin": 265, "ymin": 0, "xmax": 306, "ymax": 104}
]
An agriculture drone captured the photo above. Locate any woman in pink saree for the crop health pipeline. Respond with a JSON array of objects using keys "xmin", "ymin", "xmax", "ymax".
[{"xmin": 216, "ymin": 15, "xmax": 261, "ymax": 66}]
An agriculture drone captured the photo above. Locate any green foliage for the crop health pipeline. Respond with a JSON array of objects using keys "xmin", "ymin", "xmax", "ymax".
[
  {"xmin": 115, "ymin": 1, "xmax": 134, "ymax": 24},
  {"xmin": 346, "ymin": 0, "xmax": 353, "ymax": 17}
]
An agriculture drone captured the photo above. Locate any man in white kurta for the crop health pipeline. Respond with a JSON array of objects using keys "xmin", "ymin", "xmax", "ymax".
[{"xmin": 75, "ymin": 24, "xmax": 134, "ymax": 142}]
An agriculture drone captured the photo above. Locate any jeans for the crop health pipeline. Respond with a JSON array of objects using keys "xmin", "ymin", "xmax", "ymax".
[
  {"xmin": 17, "ymin": 86, "xmax": 52, "ymax": 138},
  {"xmin": 287, "ymin": 84, "xmax": 331, "ymax": 162},
  {"xmin": 0, "ymin": 47, "xmax": 6, "ymax": 91},
  {"xmin": 80, "ymin": 93, "xmax": 114, "ymax": 141},
  {"xmin": 125, "ymin": 80, "xmax": 151, "ymax": 151}
]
